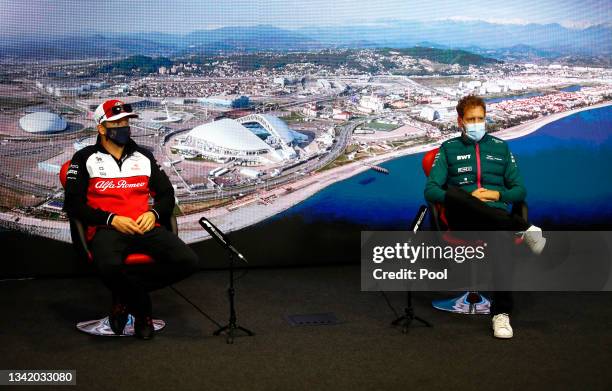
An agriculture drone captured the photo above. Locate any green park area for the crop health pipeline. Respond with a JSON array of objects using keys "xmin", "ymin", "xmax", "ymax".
[{"xmin": 364, "ymin": 120, "xmax": 398, "ymax": 131}]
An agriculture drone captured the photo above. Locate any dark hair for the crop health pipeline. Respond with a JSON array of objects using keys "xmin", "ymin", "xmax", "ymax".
[{"xmin": 456, "ymin": 95, "xmax": 486, "ymax": 118}]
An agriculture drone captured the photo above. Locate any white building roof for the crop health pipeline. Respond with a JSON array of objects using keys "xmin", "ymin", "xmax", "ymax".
[
  {"xmin": 19, "ymin": 112, "xmax": 67, "ymax": 133},
  {"xmin": 256, "ymin": 114, "xmax": 307, "ymax": 144},
  {"xmin": 188, "ymin": 118, "xmax": 273, "ymax": 152}
]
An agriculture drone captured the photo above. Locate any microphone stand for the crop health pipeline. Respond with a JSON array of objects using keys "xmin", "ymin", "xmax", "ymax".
[
  {"xmin": 199, "ymin": 217, "xmax": 254, "ymax": 344},
  {"xmin": 390, "ymin": 205, "xmax": 433, "ymax": 333}
]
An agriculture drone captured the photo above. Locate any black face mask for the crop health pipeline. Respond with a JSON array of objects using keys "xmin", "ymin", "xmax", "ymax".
[{"xmin": 105, "ymin": 126, "xmax": 131, "ymax": 146}]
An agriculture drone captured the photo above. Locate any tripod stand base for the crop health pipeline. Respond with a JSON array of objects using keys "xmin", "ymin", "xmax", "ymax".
[
  {"xmin": 391, "ymin": 310, "xmax": 433, "ymax": 334},
  {"xmin": 391, "ymin": 291, "xmax": 433, "ymax": 334},
  {"xmin": 214, "ymin": 323, "xmax": 254, "ymax": 344}
]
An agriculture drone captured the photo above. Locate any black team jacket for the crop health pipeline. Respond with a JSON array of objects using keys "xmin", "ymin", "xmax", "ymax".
[{"xmin": 63, "ymin": 137, "xmax": 175, "ymax": 241}]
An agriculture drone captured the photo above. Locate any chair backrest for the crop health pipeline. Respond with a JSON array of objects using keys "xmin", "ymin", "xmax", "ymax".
[
  {"xmin": 59, "ymin": 160, "xmax": 71, "ymax": 189},
  {"xmin": 422, "ymin": 147, "xmax": 439, "ymax": 178},
  {"xmin": 421, "ymin": 148, "xmax": 449, "ymax": 230}
]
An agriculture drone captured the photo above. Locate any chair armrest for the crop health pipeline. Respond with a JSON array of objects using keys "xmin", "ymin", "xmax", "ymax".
[
  {"xmin": 169, "ymin": 214, "xmax": 178, "ymax": 235},
  {"xmin": 511, "ymin": 201, "xmax": 528, "ymax": 221},
  {"xmin": 69, "ymin": 218, "xmax": 93, "ymax": 263},
  {"xmin": 427, "ymin": 202, "xmax": 443, "ymax": 231},
  {"xmin": 159, "ymin": 214, "xmax": 178, "ymax": 235}
]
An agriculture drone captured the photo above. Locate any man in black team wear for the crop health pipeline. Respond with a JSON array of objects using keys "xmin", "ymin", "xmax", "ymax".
[
  {"xmin": 64, "ymin": 99, "xmax": 199, "ymax": 340},
  {"xmin": 425, "ymin": 95, "xmax": 546, "ymax": 339}
]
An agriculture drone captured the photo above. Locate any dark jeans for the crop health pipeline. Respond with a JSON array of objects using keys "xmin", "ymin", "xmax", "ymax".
[
  {"xmin": 90, "ymin": 226, "xmax": 199, "ymax": 315},
  {"xmin": 443, "ymin": 186, "xmax": 531, "ymax": 315}
]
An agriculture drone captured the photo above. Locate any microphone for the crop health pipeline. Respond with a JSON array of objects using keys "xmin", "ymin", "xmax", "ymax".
[
  {"xmin": 411, "ymin": 205, "xmax": 428, "ymax": 233},
  {"xmin": 199, "ymin": 217, "xmax": 248, "ymax": 263}
]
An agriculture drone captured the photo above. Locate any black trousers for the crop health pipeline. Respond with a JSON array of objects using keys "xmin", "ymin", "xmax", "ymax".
[
  {"xmin": 90, "ymin": 226, "xmax": 199, "ymax": 315},
  {"xmin": 443, "ymin": 186, "xmax": 531, "ymax": 315}
]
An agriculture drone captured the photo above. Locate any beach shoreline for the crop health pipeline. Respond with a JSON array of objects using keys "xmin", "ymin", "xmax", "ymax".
[
  {"xmin": 2, "ymin": 101, "xmax": 610, "ymax": 244},
  {"xmin": 493, "ymin": 101, "xmax": 612, "ymax": 141},
  {"xmin": 176, "ymin": 100, "xmax": 612, "ymax": 243}
]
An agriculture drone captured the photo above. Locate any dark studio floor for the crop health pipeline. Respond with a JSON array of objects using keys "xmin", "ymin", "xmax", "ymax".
[{"xmin": 1, "ymin": 264, "xmax": 612, "ymax": 391}]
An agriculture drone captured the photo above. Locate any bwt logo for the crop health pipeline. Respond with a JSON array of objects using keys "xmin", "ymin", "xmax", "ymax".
[
  {"xmin": 457, "ymin": 154, "xmax": 471, "ymax": 160},
  {"xmin": 95, "ymin": 180, "xmax": 146, "ymax": 192}
]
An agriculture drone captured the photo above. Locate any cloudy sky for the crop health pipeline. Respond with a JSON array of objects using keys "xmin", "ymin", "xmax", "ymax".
[{"xmin": 1, "ymin": 0, "xmax": 610, "ymax": 36}]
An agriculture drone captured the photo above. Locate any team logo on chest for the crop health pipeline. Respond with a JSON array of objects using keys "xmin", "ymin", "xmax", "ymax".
[{"xmin": 95, "ymin": 179, "xmax": 146, "ymax": 192}]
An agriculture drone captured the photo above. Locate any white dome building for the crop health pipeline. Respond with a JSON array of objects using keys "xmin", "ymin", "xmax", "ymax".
[
  {"xmin": 19, "ymin": 112, "xmax": 68, "ymax": 133},
  {"xmin": 419, "ymin": 106, "xmax": 440, "ymax": 122},
  {"xmin": 181, "ymin": 117, "xmax": 302, "ymax": 165}
]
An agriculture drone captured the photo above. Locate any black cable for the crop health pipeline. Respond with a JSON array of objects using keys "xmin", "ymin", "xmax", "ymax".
[
  {"xmin": 169, "ymin": 284, "xmax": 223, "ymax": 328},
  {"xmin": 380, "ymin": 291, "xmax": 400, "ymax": 319},
  {"xmin": 5, "ymin": 277, "xmax": 226, "ymax": 329}
]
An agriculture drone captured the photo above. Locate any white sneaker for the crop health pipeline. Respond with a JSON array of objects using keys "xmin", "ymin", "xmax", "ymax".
[
  {"xmin": 492, "ymin": 313, "xmax": 513, "ymax": 339},
  {"xmin": 521, "ymin": 225, "xmax": 547, "ymax": 255}
]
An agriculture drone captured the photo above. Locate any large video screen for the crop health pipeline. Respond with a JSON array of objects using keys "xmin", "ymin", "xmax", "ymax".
[{"xmin": 1, "ymin": 1, "xmax": 611, "ymax": 271}]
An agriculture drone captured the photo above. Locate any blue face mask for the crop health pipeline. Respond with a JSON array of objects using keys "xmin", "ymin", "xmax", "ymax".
[
  {"xmin": 464, "ymin": 122, "xmax": 486, "ymax": 142},
  {"xmin": 105, "ymin": 125, "xmax": 131, "ymax": 146}
]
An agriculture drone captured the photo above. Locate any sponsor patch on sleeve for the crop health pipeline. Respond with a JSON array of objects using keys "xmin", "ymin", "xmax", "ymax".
[{"xmin": 67, "ymin": 164, "xmax": 79, "ymax": 179}]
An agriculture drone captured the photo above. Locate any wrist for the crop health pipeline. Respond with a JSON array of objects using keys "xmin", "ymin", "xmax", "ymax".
[{"xmin": 150, "ymin": 209, "xmax": 160, "ymax": 221}]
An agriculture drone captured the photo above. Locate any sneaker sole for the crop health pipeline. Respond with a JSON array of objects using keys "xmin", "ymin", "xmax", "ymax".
[{"xmin": 493, "ymin": 333, "xmax": 513, "ymax": 339}]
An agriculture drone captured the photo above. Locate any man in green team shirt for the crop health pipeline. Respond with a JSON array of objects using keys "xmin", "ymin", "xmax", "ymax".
[{"xmin": 425, "ymin": 95, "xmax": 547, "ymax": 339}]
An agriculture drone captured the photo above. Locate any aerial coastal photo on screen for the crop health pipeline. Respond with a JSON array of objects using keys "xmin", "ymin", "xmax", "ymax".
[{"xmin": 0, "ymin": 13, "xmax": 611, "ymax": 244}]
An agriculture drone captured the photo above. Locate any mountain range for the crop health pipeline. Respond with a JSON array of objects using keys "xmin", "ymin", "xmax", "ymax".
[{"xmin": 1, "ymin": 20, "xmax": 610, "ymax": 61}]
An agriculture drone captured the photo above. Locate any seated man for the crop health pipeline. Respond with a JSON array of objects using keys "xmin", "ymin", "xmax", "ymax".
[
  {"xmin": 424, "ymin": 95, "xmax": 546, "ymax": 339},
  {"xmin": 63, "ymin": 99, "xmax": 199, "ymax": 340}
]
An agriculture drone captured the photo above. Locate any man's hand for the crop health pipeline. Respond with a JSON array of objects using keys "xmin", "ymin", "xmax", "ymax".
[
  {"xmin": 471, "ymin": 188, "xmax": 500, "ymax": 202},
  {"xmin": 111, "ymin": 215, "xmax": 144, "ymax": 235},
  {"xmin": 136, "ymin": 211, "xmax": 157, "ymax": 233}
]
